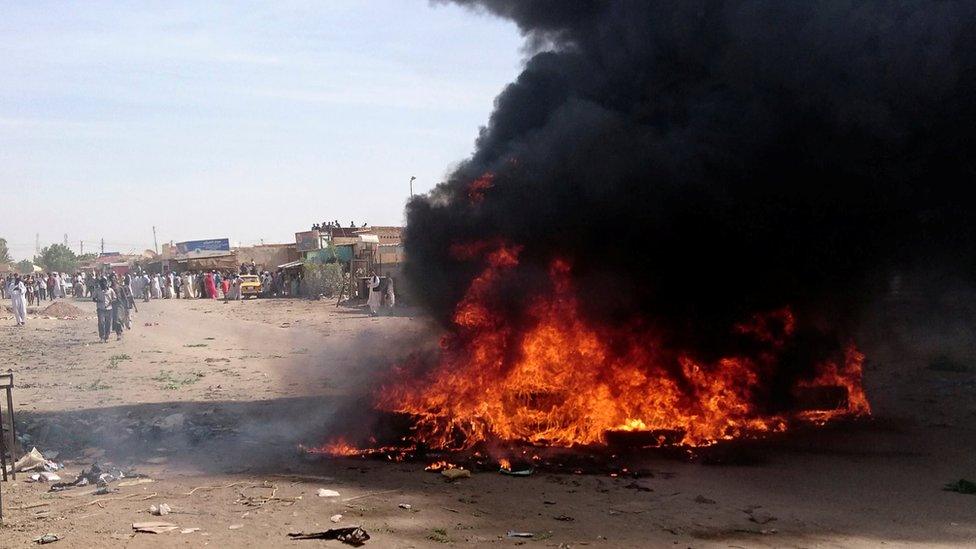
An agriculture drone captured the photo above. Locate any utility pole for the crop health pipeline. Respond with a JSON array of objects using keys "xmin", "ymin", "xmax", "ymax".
[
  {"xmin": 100, "ymin": 238, "xmax": 105, "ymax": 254},
  {"xmin": 409, "ymin": 176, "xmax": 416, "ymax": 197},
  {"xmin": 35, "ymin": 233, "xmax": 40, "ymax": 255},
  {"xmin": 80, "ymin": 241, "xmax": 84, "ymax": 255},
  {"xmin": 152, "ymin": 226, "xmax": 158, "ymax": 254},
  {"xmin": 63, "ymin": 233, "xmax": 68, "ymax": 247}
]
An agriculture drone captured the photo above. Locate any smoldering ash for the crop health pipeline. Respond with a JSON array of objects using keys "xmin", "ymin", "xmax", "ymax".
[{"xmin": 376, "ymin": 1, "xmax": 976, "ymax": 452}]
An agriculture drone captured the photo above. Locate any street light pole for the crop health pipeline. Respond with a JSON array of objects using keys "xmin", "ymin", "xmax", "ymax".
[{"xmin": 409, "ymin": 176, "xmax": 416, "ymax": 197}]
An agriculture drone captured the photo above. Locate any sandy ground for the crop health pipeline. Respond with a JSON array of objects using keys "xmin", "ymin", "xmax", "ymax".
[{"xmin": 0, "ymin": 294, "xmax": 974, "ymax": 548}]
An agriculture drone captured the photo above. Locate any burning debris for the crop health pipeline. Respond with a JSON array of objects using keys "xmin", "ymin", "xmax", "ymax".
[
  {"xmin": 304, "ymin": 0, "xmax": 976, "ymax": 460},
  {"xmin": 378, "ymin": 250, "xmax": 869, "ymax": 451}
]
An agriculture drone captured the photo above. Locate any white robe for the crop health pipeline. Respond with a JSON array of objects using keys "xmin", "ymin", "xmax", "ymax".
[
  {"xmin": 366, "ymin": 275, "xmax": 382, "ymax": 313},
  {"xmin": 181, "ymin": 275, "xmax": 193, "ymax": 298},
  {"xmin": 151, "ymin": 276, "xmax": 161, "ymax": 298},
  {"xmin": 8, "ymin": 281, "xmax": 27, "ymax": 324}
]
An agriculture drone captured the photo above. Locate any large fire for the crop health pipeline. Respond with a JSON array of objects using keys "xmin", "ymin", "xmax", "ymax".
[{"xmin": 372, "ymin": 241, "xmax": 870, "ymax": 452}]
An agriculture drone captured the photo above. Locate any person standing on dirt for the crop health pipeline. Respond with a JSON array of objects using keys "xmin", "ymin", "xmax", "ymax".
[
  {"xmin": 8, "ymin": 274, "xmax": 27, "ymax": 326},
  {"xmin": 36, "ymin": 274, "xmax": 46, "ymax": 301},
  {"xmin": 141, "ymin": 272, "xmax": 151, "ymax": 302},
  {"xmin": 93, "ymin": 278, "xmax": 115, "ymax": 343},
  {"xmin": 366, "ymin": 270, "xmax": 382, "ymax": 316},
  {"xmin": 59, "ymin": 272, "xmax": 69, "ymax": 298},
  {"xmin": 205, "ymin": 271, "xmax": 218, "ymax": 299},
  {"xmin": 110, "ymin": 278, "xmax": 130, "ymax": 339}
]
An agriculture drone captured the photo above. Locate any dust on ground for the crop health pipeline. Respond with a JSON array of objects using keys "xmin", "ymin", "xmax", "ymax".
[{"xmin": 0, "ymin": 295, "xmax": 974, "ymax": 548}]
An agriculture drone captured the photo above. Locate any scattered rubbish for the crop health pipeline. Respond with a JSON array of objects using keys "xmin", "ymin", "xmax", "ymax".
[
  {"xmin": 330, "ymin": 514, "xmax": 343, "ymax": 523},
  {"xmin": 317, "ymin": 489, "xmax": 341, "ymax": 498},
  {"xmin": 499, "ymin": 466, "xmax": 533, "ymax": 476},
  {"xmin": 498, "ymin": 458, "xmax": 534, "ymax": 476},
  {"xmin": 50, "ymin": 463, "xmax": 150, "ymax": 492},
  {"xmin": 694, "ymin": 495, "xmax": 716, "ymax": 504},
  {"xmin": 553, "ymin": 514, "xmax": 574, "ymax": 521},
  {"xmin": 424, "ymin": 461, "xmax": 456, "ymax": 472},
  {"xmin": 229, "ymin": 524, "xmax": 244, "ymax": 530},
  {"xmin": 944, "ymin": 479, "xmax": 976, "ymax": 494},
  {"xmin": 441, "ymin": 468, "xmax": 471, "ymax": 481},
  {"xmin": 133, "ymin": 522, "xmax": 179, "ymax": 534},
  {"xmin": 288, "ymin": 527, "xmax": 370, "ymax": 545},
  {"xmin": 507, "ymin": 531, "xmax": 534, "ymax": 538},
  {"xmin": 150, "ymin": 503, "xmax": 172, "ymax": 516},
  {"xmin": 181, "ymin": 528, "xmax": 201, "ymax": 534},
  {"xmin": 118, "ymin": 478, "xmax": 154, "ymax": 487},
  {"xmin": 398, "ymin": 503, "xmax": 412, "ymax": 510},
  {"xmin": 15, "ymin": 447, "xmax": 50, "ymax": 472},
  {"xmin": 543, "ymin": 500, "xmax": 556, "ymax": 505},
  {"xmin": 33, "ymin": 533, "xmax": 60, "ymax": 544}
]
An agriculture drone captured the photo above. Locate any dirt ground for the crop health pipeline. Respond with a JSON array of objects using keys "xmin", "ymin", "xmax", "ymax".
[{"xmin": 0, "ymin": 294, "xmax": 975, "ymax": 548}]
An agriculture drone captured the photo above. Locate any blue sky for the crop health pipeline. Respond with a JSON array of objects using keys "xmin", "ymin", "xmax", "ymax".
[{"xmin": 0, "ymin": 0, "xmax": 523, "ymax": 260}]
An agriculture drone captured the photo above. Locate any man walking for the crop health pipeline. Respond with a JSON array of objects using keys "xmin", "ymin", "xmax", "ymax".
[
  {"xmin": 7, "ymin": 274, "xmax": 27, "ymax": 326},
  {"xmin": 141, "ymin": 272, "xmax": 151, "ymax": 302},
  {"xmin": 93, "ymin": 278, "xmax": 115, "ymax": 343}
]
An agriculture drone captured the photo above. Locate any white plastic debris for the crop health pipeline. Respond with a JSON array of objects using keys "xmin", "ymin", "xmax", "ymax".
[
  {"xmin": 149, "ymin": 503, "xmax": 172, "ymax": 516},
  {"xmin": 398, "ymin": 503, "xmax": 412, "ymax": 510},
  {"xmin": 39, "ymin": 471, "xmax": 61, "ymax": 482},
  {"xmin": 330, "ymin": 514, "xmax": 343, "ymax": 523},
  {"xmin": 317, "ymin": 489, "xmax": 340, "ymax": 498},
  {"xmin": 14, "ymin": 447, "xmax": 46, "ymax": 472}
]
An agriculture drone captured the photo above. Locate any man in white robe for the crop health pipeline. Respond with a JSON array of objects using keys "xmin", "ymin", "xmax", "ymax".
[
  {"xmin": 151, "ymin": 274, "xmax": 161, "ymax": 299},
  {"xmin": 8, "ymin": 275, "xmax": 27, "ymax": 326},
  {"xmin": 366, "ymin": 270, "xmax": 382, "ymax": 316}
]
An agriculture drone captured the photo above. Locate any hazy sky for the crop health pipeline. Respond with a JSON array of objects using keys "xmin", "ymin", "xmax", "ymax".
[{"xmin": 1, "ymin": 0, "xmax": 523, "ymax": 260}]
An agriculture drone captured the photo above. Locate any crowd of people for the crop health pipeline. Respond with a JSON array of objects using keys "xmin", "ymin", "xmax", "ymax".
[
  {"xmin": 130, "ymin": 262, "xmax": 301, "ymax": 302},
  {"xmin": 6, "ymin": 260, "xmax": 395, "ymax": 333},
  {"xmin": 1, "ymin": 271, "xmax": 84, "ymax": 306}
]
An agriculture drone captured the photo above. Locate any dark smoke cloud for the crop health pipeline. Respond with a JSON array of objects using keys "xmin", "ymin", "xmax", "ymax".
[{"xmin": 406, "ymin": 1, "xmax": 976, "ymax": 363}]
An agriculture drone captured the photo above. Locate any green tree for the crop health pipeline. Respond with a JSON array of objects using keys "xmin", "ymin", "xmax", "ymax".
[
  {"xmin": 15, "ymin": 259, "xmax": 34, "ymax": 273},
  {"xmin": 0, "ymin": 237, "xmax": 11, "ymax": 264},
  {"xmin": 37, "ymin": 244, "xmax": 78, "ymax": 273}
]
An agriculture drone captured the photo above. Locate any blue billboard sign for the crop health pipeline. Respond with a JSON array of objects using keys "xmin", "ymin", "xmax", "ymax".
[{"xmin": 176, "ymin": 238, "xmax": 231, "ymax": 254}]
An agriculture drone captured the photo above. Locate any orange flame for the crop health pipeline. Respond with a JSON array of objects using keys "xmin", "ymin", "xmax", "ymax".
[
  {"xmin": 378, "ymin": 241, "xmax": 870, "ymax": 450},
  {"xmin": 467, "ymin": 172, "xmax": 495, "ymax": 204}
]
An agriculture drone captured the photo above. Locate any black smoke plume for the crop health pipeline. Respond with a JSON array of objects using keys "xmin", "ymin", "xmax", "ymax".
[{"xmin": 404, "ymin": 1, "xmax": 976, "ymax": 385}]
